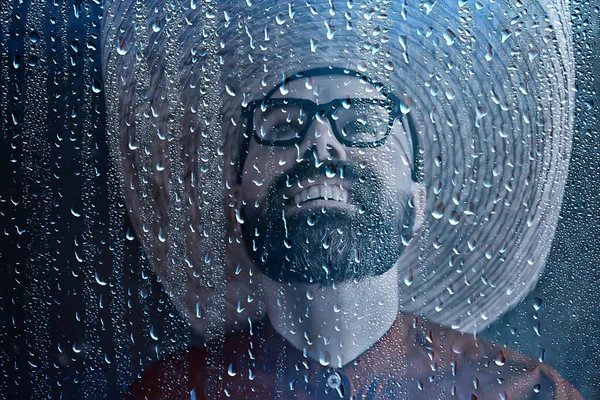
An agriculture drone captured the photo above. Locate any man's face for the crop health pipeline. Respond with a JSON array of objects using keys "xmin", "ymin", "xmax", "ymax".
[{"xmin": 239, "ymin": 73, "xmax": 416, "ymax": 286}]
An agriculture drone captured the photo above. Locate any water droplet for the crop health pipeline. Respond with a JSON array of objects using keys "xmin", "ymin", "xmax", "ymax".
[
  {"xmin": 449, "ymin": 211, "xmax": 460, "ymax": 225},
  {"xmin": 237, "ymin": 301, "xmax": 245, "ymax": 313},
  {"xmin": 92, "ymin": 79, "xmax": 102, "ymax": 94},
  {"xmin": 72, "ymin": 340, "xmax": 82, "ymax": 354},
  {"xmin": 152, "ymin": 17, "xmax": 162, "ymax": 32},
  {"xmin": 485, "ymin": 245, "xmax": 494, "ymax": 260},
  {"xmin": 519, "ymin": 82, "xmax": 529, "ymax": 95},
  {"xmin": 424, "ymin": 0, "xmax": 437, "ymax": 15},
  {"xmin": 227, "ymin": 363, "xmax": 238, "ymax": 376},
  {"xmin": 12, "ymin": 55, "xmax": 21, "ymax": 69},
  {"xmin": 432, "ymin": 202, "xmax": 445, "ymax": 219},
  {"xmin": 117, "ymin": 36, "xmax": 128, "ymax": 56},
  {"xmin": 506, "ymin": 283, "xmax": 515, "ymax": 296},
  {"xmin": 29, "ymin": 30, "xmax": 39, "ymax": 43},
  {"xmin": 485, "ymin": 43, "xmax": 493, "ymax": 61},
  {"xmin": 225, "ymin": 84, "xmax": 236, "ymax": 97},
  {"xmin": 125, "ymin": 228, "xmax": 135, "ymax": 241},
  {"xmin": 404, "ymin": 268, "xmax": 413, "ymax": 286},
  {"xmin": 324, "ymin": 20, "xmax": 335, "ymax": 40},
  {"xmin": 495, "ymin": 351, "xmax": 506, "ymax": 366},
  {"xmin": 400, "ymin": 97, "xmax": 413, "ymax": 114},
  {"xmin": 475, "ymin": 106, "xmax": 488, "ymax": 128},
  {"xmin": 435, "ymin": 297, "xmax": 444, "ymax": 312},
  {"xmin": 321, "ymin": 264, "xmax": 330, "ymax": 279},
  {"xmin": 528, "ymin": 50, "xmax": 539, "ymax": 62},
  {"xmin": 536, "ymin": 348, "xmax": 545, "ymax": 362},
  {"xmin": 235, "ymin": 209, "xmax": 245, "ymax": 224},
  {"xmin": 444, "ymin": 87, "xmax": 456, "ymax": 100},
  {"xmin": 95, "ymin": 272, "xmax": 107, "ymax": 286},
  {"xmin": 150, "ymin": 326, "xmax": 159, "ymax": 341},
  {"xmin": 443, "ymin": 29, "xmax": 456, "ymax": 46},
  {"xmin": 319, "ymin": 350, "xmax": 331, "ymax": 366},
  {"xmin": 534, "ymin": 321, "xmax": 541, "ymax": 337}
]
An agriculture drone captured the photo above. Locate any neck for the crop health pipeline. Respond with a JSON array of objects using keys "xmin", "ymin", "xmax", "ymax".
[{"xmin": 263, "ymin": 267, "xmax": 399, "ymax": 368}]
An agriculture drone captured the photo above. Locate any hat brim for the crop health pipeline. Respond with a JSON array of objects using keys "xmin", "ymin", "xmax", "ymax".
[{"xmin": 101, "ymin": 0, "xmax": 574, "ymax": 335}]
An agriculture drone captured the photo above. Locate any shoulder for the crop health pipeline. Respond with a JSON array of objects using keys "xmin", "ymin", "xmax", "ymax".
[
  {"xmin": 125, "ymin": 326, "xmax": 255, "ymax": 400},
  {"xmin": 401, "ymin": 313, "xmax": 582, "ymax": 399},
  {"xmin": 125, "ymin": 346, "xmax": 208, "ymax": 400}
]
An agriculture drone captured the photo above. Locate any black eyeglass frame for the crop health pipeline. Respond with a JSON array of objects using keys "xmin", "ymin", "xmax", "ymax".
[
  {"xmin": 244, "ymin": 97, "xmax": 397, "ymax": 148},
  {"xmin": 237, "ymin": 67, "xmax": 421, "ymax": 182}
]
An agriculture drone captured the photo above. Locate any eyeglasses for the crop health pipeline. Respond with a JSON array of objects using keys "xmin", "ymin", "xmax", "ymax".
[
  {"xmin": 237, "ymin": 67, "xmax": 421, "ymax": 183},
  {"xmin": 243, "ymin": 96, "xmax": 401, "ymax": 148}
]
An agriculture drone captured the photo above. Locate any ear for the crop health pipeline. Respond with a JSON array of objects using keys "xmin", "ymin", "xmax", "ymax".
[{"xmin": 410, "ymin": 182, "xmax": 427, "ymax": 233}]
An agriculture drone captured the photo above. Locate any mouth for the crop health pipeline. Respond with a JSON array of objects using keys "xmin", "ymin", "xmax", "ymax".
[
  {"xmin": 284, "ymin": 177, "xmax": 352, "ymax": 209},
  {"xmin": 291, "ymin": 184, "xmax": 350, "ymax": 206}
]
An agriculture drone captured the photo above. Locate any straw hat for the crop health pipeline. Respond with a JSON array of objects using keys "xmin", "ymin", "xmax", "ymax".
[{"xmin": 102, "ymin": 0, "xmax": 574, "ymax": 336}]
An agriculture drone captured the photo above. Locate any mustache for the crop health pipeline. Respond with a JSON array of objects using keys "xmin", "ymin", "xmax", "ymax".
[{"xmin": 271, "ymin": 160, "xmax": 361, "ymax": 194}]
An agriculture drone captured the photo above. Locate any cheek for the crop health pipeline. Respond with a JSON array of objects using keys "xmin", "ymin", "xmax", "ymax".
[
  {"xmin": 353, "ymin": 147, "xmax": 412, "ymax": 184},
  {"xmin": 245, "ymin": 144, "xmax": 298, "ymax": 175},
  {"xmin": 351, "ymin": 150, "xmax": 413, "ymax": 209},
  {"xmin": 241, "ymin": 146, "xmax": 297, "ymax": 203}
]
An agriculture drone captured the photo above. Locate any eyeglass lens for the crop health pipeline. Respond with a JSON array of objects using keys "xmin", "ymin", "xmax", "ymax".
[{"xmin": 253, "ymin": 99, "xmax": 391, "ymax": 146}]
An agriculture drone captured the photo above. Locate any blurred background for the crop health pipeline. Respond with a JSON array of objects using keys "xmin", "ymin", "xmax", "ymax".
[{"xmin": 0, "ymin": 1, "xmax": 598, "ymax": 398}]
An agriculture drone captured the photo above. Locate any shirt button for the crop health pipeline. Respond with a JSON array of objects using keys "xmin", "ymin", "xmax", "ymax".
[{"xmin": 327, "ymin": 373, "xmax": 341, "ymax": 389}]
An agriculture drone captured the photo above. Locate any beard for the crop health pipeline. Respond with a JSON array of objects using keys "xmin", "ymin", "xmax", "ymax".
[{"xmin": 242, "ymin": 160, "xmax": 414, "ymax": 287}]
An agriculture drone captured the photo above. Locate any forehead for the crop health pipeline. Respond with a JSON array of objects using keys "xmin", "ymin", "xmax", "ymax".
[{"xmin": 270, "ymin": 74, "xmax": 385, "ymax": 103}]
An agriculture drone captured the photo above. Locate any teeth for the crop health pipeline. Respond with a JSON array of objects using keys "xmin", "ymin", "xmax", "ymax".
[
  {"xmin": 292, "ymin": 185, "xmax": 349, "ymax": 206},
  {"xmin": 309, "ymin": 186, "xmax": 320, "ymax": 200},
  {"xmin": 332, "ymin": 187, "xmax": 341, "ymax": 201}
]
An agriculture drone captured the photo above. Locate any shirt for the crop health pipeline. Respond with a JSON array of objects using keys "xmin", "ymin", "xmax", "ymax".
[{"xmin": 126, "ymin": 312, "xmax": 582, "ymax": 399}]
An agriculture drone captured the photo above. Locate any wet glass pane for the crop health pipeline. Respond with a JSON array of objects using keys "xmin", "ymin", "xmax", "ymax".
[{"xmin": 0, "ymin": 1, "xmax": 598, "ymax": 398}]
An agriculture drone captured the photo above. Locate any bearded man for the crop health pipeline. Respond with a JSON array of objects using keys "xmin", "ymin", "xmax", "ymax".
[
  {"xmin": 123, "ymin": 68, "xmax": 581, "ymax": 399},
  {"xmin": 101, "ymin": 0, "xmax": 582, "ymax": 398}
]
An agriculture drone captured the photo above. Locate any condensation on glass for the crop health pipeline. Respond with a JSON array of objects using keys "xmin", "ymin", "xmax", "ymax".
[{"xmin": 0, "ymin": 0, "xmax": 598, "ymax": 398}]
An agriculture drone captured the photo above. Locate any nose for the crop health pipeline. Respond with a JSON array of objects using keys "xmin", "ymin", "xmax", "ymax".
[{"xmin": 298, "ymin": 115, "xmax": 347, "ymax": 163}]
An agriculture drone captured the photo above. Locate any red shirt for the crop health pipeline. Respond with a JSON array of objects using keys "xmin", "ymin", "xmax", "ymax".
[{"xmin": 127, "ymin": 313, "xmax": 582, "ymax": 399}]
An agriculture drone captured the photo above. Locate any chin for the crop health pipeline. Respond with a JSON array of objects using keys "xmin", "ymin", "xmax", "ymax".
[
  {"xmin": 242, "ymin": 162, "xmax": 414, "ymax": 286},
  {"xmin": 244, "ymin": 207, "xmax": 410, "ymax": 287}
]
